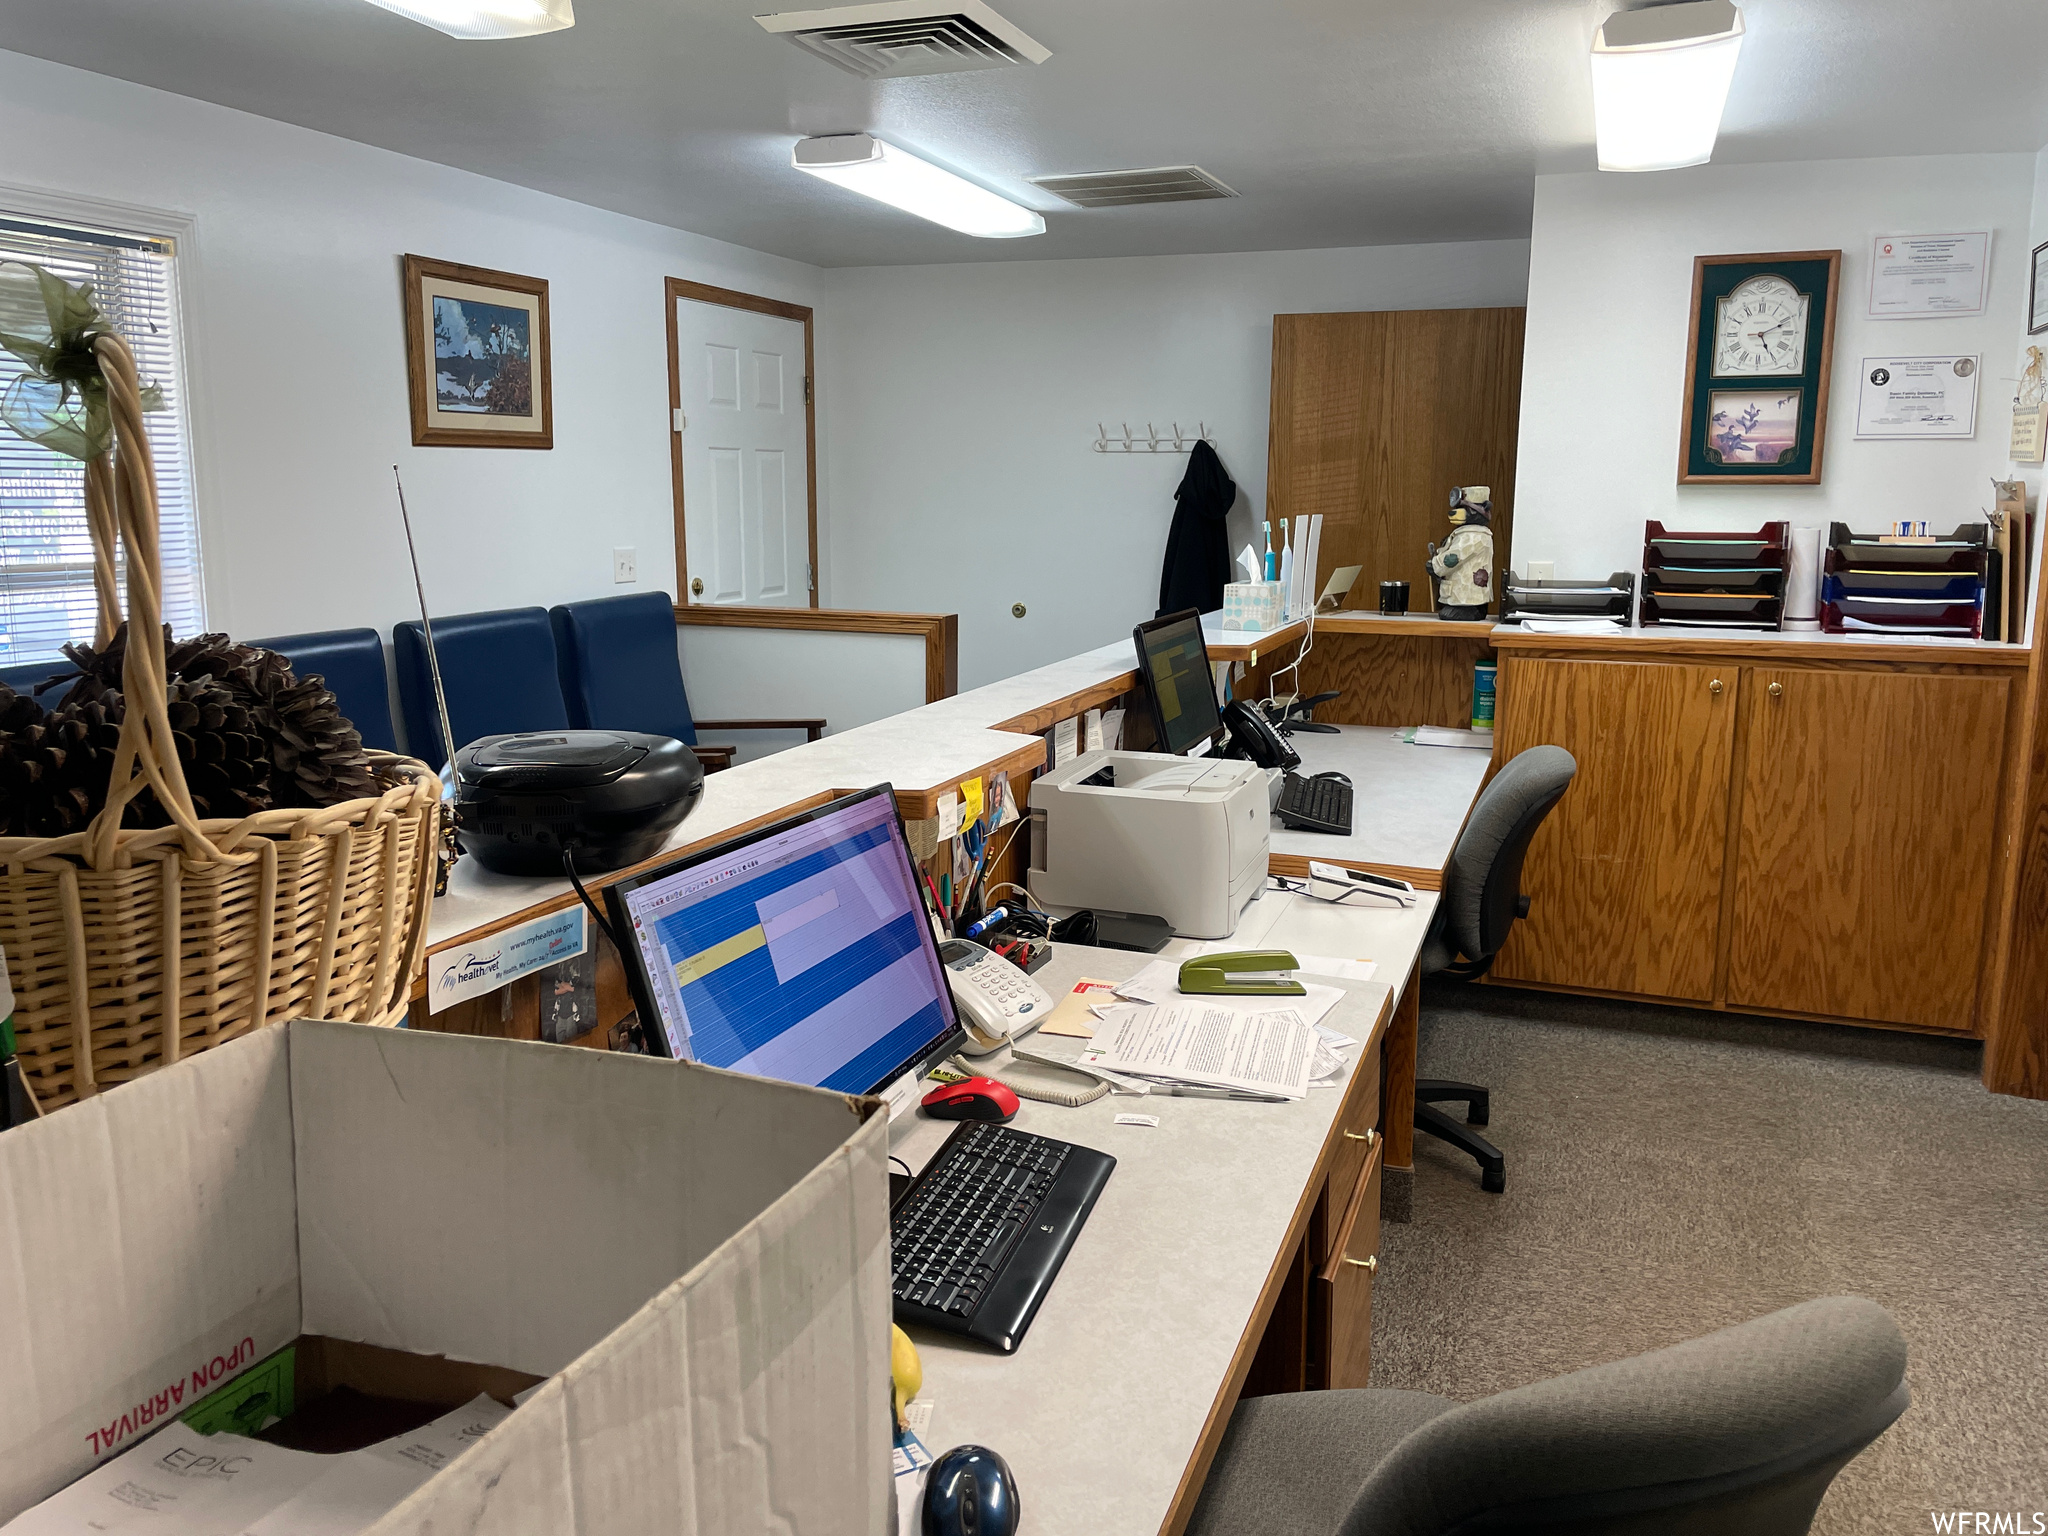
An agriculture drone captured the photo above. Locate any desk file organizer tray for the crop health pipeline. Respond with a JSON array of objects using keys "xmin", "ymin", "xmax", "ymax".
[
  {"xmin": 1641, "ymin": 520, "xmax": 1789, "ymax": 630},
  {"xmin": 1500, "ymin": 572, "xmax": 1634, "ymax": 623},
  {"xmin": 1819, "ymin": 524, "xmax": 1986, "ymax": 634}
]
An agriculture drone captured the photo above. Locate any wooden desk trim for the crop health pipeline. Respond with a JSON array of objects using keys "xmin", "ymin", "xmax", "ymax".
[
  {"xmin": 1158, "ymin": 987, "xmax": 1393, "ymax": 1536},
  {"xmin": 1205, "ymin": 619, "xmax": 1310, "ymax": 664},
  {"xmin": 1491, "ymin": 628, "xmax": 2031, "ymax": 669},
  {"xmin": 673, "ymin": 603, "xmax": 960, "ymax": 702},
  {"xmin": 1316, "ymin": 613, "xmax": 1497, "ymax": 640},
  {"xmin": 993, "ymin": 672, "xmax": 1140, "ymax": 738}
]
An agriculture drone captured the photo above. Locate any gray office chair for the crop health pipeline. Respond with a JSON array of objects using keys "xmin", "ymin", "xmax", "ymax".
[
  {"xmin": 1418, "ymin": 743, "xmax": 1577, "ymax": 1192},
  {"xmin": 1189, "ymin": 1296, "xmax": 1909, "ymax": 1536}
]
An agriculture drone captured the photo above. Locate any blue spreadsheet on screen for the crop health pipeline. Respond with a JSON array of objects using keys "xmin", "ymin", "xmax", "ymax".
[{"xmin": 613, "ymin": 790, "xmax": 956, "ymax": 1093}]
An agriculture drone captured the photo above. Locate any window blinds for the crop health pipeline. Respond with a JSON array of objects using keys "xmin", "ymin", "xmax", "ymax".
[{"xmin": 0, "ymin": 212, "xmax": 204, "ymax": 671}]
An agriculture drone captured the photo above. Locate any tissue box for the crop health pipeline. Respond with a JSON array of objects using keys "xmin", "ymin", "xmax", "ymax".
[{"xmin": 1222, "ymin": 581, "xmax": 1287, "ymax": 631}]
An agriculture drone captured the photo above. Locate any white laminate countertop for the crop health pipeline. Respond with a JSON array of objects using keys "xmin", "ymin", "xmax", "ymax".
[
  {"xmin": 1275, "ymin": 725, "xmax": 1492, "ymax": 876},
  {"xmin": 890, "ymin": 887, "xmax": 1433, "ymax": 1535}
]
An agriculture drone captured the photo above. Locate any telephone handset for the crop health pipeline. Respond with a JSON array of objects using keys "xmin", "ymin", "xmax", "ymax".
[
  {"xmin": 1221, "ymin": 699, "xmax": 1300, "ymax": 772},
  {"xmin": 939, "ymin": 938, "xmax": 1056, "ymax": 1056}
]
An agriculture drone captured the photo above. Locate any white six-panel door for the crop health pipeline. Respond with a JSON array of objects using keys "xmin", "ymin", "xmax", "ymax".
[{"xmin": 672, "ymin": 294, "xmax": 812, "ymax": 607}]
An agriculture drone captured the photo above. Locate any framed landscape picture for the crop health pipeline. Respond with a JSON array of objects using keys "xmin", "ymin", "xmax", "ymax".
[
  {"xmin": 402, "ymin": 254, "xmax": 552, "ymax": 448},
  {"xmin": 1678, "ymin": 250, "xmax": 1840, "ymax": 484}
]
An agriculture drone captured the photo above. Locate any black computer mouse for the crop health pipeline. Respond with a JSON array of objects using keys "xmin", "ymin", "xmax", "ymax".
[{"xmin": 922, "ymin": 1444, "xmax": 1019, "ymax": 1536}]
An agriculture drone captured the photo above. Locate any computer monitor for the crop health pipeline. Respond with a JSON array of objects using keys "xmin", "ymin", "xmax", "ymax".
[
  {"xmin": 1133, "ymin": 608, "xmax": 1222, "ymax": 755},
  {"xmin": 603, "ymin": 784, "xmax": 965, "ymax": 1094}
]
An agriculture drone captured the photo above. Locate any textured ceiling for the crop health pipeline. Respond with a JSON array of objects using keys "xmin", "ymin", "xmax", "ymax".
[{"xmin": 2, "ymin": 0, "xmax": 2044, "ymax": 266}]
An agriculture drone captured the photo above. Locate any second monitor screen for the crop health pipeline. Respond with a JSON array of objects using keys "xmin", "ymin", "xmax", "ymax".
[{"xmin": 1138, "ymin": 613, "xmax": 1221, "ymax": 755}]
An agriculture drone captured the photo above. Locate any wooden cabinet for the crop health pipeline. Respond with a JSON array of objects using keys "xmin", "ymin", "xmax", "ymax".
[
  {"xmin": 1268, "ymin": 308, "xmax": 1525, "ymax": 611},
  {"xmin": 1728, "ymin": 668, "xmax": 2008, "ymax": 1029},
  {"xmin": 1490, "ymin": 641, "xmax": 2016, "ymax": 1036},
  {"xmin": 1492, "ymin": 657, "xmax": 1737, "ymax": 1001}
]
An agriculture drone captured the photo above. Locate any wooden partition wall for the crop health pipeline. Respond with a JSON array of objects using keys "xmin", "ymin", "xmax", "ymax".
[{"xmin": 1268, "ymin": 307, "xmax": 1526, "ymax": 613}]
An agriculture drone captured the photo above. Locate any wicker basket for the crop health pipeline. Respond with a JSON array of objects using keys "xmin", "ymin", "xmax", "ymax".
[{"xmin": 0, "ymin": 333, "xmax": 440, "ymax": 1112}]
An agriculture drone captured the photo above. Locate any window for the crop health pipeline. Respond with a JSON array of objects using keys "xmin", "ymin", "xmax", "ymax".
[{"xmin": 0, "ymin": 207, "xmax": 203, "ymax": 669}]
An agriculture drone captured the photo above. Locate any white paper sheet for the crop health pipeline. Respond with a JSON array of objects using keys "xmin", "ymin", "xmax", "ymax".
[
  {"xmin": 2, "ymin": 1423, "xmax": 328, "ymax": 1535},
  {"xmin": 1084, "ymin": 1003, "xmax": 1319, "ymax": 1098},
  {"xmin": 1412, "ymin": 726, "xmax": 1494, "ymax": 750},
  {"xmin": 1179, "ymin": 941, "xmax": 1377, "ymax": 984},
  {"xmin": 243, "ymin": 1397, "xmax": 513, "ymax": 1536},
  {"xmin": 1108, "ymin": 960, "xmax": 1343, "ymax": 1028}
]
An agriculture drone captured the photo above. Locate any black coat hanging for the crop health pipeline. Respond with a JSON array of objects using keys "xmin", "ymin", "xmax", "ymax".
[{"xmin": 1156, "ymin": 438, "xmax": 1236, "ymax": 618}]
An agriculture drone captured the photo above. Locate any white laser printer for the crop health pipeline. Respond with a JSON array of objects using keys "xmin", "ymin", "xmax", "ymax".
[{"xmin": 1025, "ymin": 749, "xmax": 1270, "ymax": 939}]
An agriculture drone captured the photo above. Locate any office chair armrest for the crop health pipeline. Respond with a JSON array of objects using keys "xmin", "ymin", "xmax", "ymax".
[
  {"xmin": 689, "ymin": 744, "xmax": 737, "ymax": 772},
  {"xmin": 692, "ymin": 717, "xmax": 827, "ymax": 743}
]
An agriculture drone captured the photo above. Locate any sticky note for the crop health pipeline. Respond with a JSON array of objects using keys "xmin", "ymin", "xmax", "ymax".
[
  {"xmin": 936, "ymin": 790, "xmax": 962, "ymax": 840},
  {"xmin": 961, "ymin": 776, "xmax": 984, "ymax": 824}
]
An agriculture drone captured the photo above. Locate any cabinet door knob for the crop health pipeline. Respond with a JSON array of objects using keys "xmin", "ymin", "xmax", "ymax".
[
  {"xmin": 1345, "ymin": 1254, "xmax": 1379, "ymax": 1273},
  {"xmin": 691, "ymin": 577, "xmax": 704, "ymax": 597},
  {"xmin": 1343, "ymin": 1129, "xmax": 1379, "ymax": 1146},
  {"xmin": 1708, "ymin": 678, "xmax": 1723, "ymax": 695},
  {"xmin": 1768, "ymin": 681, "xmax": 1783, "ymax": 698}
]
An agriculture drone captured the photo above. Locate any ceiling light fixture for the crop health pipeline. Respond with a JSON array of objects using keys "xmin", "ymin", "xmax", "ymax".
[
  {"xmin": 792, "ymin": 135, "xmax": 1045, "ymax": 238},
  {"xmin": 1591, "ymin": 0, "xmax": 1744, "ymax": 172},
  {"xmin": 361, "ymin": 0, "xmax": 573, "ymax": 41}
]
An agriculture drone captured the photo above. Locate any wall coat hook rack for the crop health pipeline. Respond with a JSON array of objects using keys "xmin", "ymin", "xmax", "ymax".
[{"xmin": 1093, "ymin": 421, "xmax": 1218, "ymax": 454}]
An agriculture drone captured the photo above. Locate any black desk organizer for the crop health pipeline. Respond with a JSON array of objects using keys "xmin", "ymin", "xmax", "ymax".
[
  {"xmin": 1820, "ymin": 523, "xmax": 1986, "ymax": 637},
  {"xmin": 1641, "ymin": 521, "xmax": 1789, "ymax": 630},
  {"xmin": 1501, "ymin": 572, "xmax": 1635, "ymax": 624}
]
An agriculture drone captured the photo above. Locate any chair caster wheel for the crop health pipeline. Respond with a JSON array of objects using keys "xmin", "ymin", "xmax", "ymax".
[{"xmin": 1481, "ymin": 1167, "xmax": 1505, "ymax": 1194}]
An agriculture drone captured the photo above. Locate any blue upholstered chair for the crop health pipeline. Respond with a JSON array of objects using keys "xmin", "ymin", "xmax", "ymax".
[
  {"xmin": 248, "ymin": 627, "xmax": 399, "ymax": 754},
  {"xmin": 0, "ymin": 660, "xmax": 74, "ymax": 708},
  {"xmin": 548, "ymin": 591, "xmax": 824, "ymax": 773},
  {"xmin": 393, "ymin": 607, "xmax": 571, "ymax": 767}
]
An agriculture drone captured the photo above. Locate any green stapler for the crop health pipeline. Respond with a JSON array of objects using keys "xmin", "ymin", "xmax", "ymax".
[{"xmin": 1177, "ymin": 950, "xmax": 1306, "ymax": 997}]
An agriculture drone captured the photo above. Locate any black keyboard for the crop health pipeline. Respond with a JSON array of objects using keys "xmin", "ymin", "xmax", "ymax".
[
  {"xmin": 1276, "ymin": 771, "xmax": 1354, "ymax": 834},
  {"xmin": 891, "ymin": 1122, "xmax": 1115, "ymax": 1354}
]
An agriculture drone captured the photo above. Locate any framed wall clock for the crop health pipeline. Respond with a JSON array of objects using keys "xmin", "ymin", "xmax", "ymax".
[{"xmin": 1678, "ymin": 250, "xmax": 1840, "ymax": 484}]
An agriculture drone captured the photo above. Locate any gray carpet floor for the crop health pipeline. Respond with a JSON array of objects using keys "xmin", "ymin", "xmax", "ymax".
[{"xmin": 1369, "ymin": 981, "xmax": 2048, "ymax": 1533}]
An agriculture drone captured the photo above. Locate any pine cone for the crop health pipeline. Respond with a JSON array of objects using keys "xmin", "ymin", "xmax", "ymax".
[
  {"xmin": 0, "ymin": 682, "xmax": 105, "ymax": 838},
  {"xmin": 217, "ymin": 649, "xmax": 375, "ymax": 808},
  {"xmin": 158, "ymin": 672, "xmax": 273, "ymax": 822}
]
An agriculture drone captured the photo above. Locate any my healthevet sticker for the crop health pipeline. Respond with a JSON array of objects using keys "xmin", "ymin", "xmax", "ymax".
[{"xmin": 428, "ymin": 906, "xmax": 586, "ymax": 1014}]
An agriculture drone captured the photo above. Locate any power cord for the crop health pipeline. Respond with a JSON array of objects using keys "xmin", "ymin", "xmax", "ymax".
[{"xmin": 563, "ymin": 847, "xmax": 625, "ymax": 955}]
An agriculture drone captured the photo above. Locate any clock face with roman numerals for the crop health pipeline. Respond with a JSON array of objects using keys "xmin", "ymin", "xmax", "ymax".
[{"xmin": 1713, "ymin": 274, "xmax": 1810, "ymax": 377}]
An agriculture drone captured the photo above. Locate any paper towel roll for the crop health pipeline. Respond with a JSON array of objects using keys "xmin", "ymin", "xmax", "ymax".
[{"xmin": 1784, "ymin": 524, "xmax": 1822, "ymax": 630}]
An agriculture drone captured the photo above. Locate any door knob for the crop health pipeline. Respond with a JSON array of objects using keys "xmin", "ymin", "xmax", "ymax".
[
  {"xmin": 1708, "ymin": 678, "xmax": 1723, "ymax": 695},
  {"xmin": 691, "ymin": 576, "xmax": 704, "ymax": 596},
  {"xmin": 1768, "ymin": 681, "xmax": 1783, "ymax": 698},
  {"xmin": 1345, "ymin": 1254, "xmax": 1379, "ymax": 1273}
]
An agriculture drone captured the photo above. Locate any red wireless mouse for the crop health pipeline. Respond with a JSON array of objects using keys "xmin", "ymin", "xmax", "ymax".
[{"xmin": 921, "ymin": 1077, "xmax": 1020, "ymax": 1123}]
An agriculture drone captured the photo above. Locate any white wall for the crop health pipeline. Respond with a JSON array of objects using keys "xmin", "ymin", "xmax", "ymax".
[
  {"xmin": 817, "ymin": 242, "xmax": 1531, "ymax": 689},
  {"xmin": 677, "ymin": 627, "xmax": 927, "ymax": 762},
  {"xmin": 0, "ymin": 48, "xmax": 825, "ymax": 646},
  {"xmin": 1513, "ymin": 155, "xmax": 2037, "ymax": 577}
]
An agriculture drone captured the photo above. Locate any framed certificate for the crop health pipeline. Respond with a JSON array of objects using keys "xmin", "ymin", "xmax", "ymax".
[
  {"xmin": 1854, "ymin": 355, "xmax": 1980, "ymax": 440},
  {"xmin": 2030, "ymin": 240, "xmax": 2048, "ymax": 335},
  {"xmin": 1867, "ymin": 232, "xmax": 1989, "ymax": 319}
]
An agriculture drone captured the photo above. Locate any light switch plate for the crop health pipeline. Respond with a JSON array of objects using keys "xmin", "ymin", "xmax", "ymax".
[
  {"xmin": 613, "ymin": 547, "xmax": 637, "ymax": 584},
  {"xmin": 1527, "ymin": 559, "xmax": 1555, "ymax": 581}
]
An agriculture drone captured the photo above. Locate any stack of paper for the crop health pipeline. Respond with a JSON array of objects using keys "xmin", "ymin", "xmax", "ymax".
[{"xmin": 1082, "ymin": 1003, "xmax": 1321, "ymax": 1099}]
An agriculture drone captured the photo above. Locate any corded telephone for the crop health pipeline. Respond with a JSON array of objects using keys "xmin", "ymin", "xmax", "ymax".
[
  {"xmin": 939, "ymin": 938, "xmax": 1056, "ymax": 1056},
  {"xmin": 1220, "ymin": 699, "xmax": 1300, "ymax": 772}
]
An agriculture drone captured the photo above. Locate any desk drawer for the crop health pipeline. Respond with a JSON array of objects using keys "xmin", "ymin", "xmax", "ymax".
[
  {"xmin": 1317, "ymin": 1052, "xmax": 1381, "ymax": 1269},
  {"xmin": 1316, "ymin": 1142, "xmax": 1383, "ymax": 1390}
]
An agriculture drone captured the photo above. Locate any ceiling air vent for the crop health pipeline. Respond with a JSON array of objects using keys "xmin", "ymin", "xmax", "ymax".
[
  {"xmin": 1027, "ymin": 166, "xmax": 1238, "ymax": 208},
  {"xmin": 754, "ymin": 1, "xmax": 1050, "ymax": 79}
]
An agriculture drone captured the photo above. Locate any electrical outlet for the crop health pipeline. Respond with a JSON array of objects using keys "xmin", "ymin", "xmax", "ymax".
[
  {"xmin": 613, "ymin": 547, "xmax": 637, "ymax": 584},
  {"xmin": 1528, "ymin": 559, "xmax": 1556, "ymax": 581}
]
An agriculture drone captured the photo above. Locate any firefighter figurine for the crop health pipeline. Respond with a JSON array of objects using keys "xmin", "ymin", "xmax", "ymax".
[{"xmin": 1427, "ymin": 485, "xmax": 1495, "ymax": 621}]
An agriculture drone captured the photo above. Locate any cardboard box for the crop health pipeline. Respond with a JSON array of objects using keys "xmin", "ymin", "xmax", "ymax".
[{"xmin": 0, "ymin": 1021, "xmax": 892, "ymax": 1533}]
